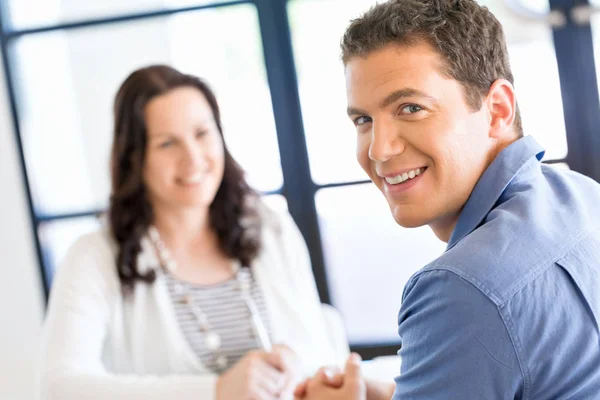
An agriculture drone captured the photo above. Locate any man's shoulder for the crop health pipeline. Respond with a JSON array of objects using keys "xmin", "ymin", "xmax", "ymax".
[
  {"xmin": 421, "ymin": 224, "xmax": 581, "ymax": 307},
  {"xmin": 418, "ymin": 165, "xmax": 600, "ymax": 305}
]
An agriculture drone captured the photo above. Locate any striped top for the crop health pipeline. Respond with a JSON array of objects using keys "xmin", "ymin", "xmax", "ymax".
[{"xmin": 164, "ymin": 268, "xmax": 272, "ymax": 373}]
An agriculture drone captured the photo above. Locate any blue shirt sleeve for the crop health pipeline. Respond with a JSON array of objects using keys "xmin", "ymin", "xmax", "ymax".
[{"xmin": 393, "ymin": 270, "xmax": 524, "ymax": 400}]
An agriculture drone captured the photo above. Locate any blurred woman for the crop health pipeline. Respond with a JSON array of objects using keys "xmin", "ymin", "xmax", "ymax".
[{"xmin": 38, "ymin": 65, "xmax": 347, "ymax": 399}]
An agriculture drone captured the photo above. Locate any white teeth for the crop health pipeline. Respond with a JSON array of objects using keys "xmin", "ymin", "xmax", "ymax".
[
  {"xmin": 180, "ymin": 174, "xmax": 203, "ymax": 184},
  {"xmin": 384, "ymin": 168, "xmax": 424, "ymax": 185}
]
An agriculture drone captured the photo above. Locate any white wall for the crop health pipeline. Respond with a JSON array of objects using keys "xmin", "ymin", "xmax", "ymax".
[{"xmin": 0, "ymin": 51, "xmax": 45, "ymax": 399}]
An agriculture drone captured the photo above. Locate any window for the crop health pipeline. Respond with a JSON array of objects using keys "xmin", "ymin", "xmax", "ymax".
[
  {"xmin": 316, "ymin": 184, "xmax": 445, "ymax": 344},
  {"xmin": 38, "ymin": 217, "xmax": 101, "ymax": 284},
  {"xmin": 2, "ymin": 0, "xmax": 599, "ymax": 357},
  {"xmin": 482, "ymin": 0, "xmax": 567, "ymax": 160},
  {"xmin": 4, "ymin": 0, "xmax": 237, "ymax": 29},
  {"xmin": 4, "ymin": 2, "xmax": 282, "ymax": 288}
]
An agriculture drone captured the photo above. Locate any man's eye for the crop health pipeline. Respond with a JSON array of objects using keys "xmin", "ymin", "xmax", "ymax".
[
  {"xmin": 401, "ymin": 104, "xmax": 423, "ymax": 114},
  {"xmin": 354, "ymin": 116, "xmax": 372, "ymax": 126}
]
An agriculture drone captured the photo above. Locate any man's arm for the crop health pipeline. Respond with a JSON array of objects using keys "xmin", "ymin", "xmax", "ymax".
[{"xmin": 393, "ymin": 270, "xmax": 524, "ymax": 399}]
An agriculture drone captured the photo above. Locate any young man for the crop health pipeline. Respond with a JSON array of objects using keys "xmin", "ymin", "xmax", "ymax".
[{"xmin": 295, "ymin": 0, "xmax": 600, "ymax": 399}]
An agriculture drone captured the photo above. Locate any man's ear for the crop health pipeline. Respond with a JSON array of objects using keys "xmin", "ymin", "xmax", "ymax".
[{"xmin": 485, "ymin": 79, "xmax": 517, "ymax": 139}]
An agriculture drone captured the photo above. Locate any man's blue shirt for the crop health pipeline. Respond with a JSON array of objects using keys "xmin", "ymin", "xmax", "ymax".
[{"xmin": 394, "ymin": 136, "xmax": 600, "ymax": 399}]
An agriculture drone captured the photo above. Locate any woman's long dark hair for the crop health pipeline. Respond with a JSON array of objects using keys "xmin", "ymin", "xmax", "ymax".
[{"xmin": 109, "ymin": 65, "xmax": 262, "ymax": 290}]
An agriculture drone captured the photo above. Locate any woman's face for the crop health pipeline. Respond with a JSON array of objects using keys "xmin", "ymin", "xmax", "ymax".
[{"xmin": 142, "ymin": 86, "xmax": 225, "ymax": 213}]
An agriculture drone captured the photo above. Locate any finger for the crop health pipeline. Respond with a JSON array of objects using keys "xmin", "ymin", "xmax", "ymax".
[
  {"xmin": 280, "ymin": 377, "xmax": 299, "ymax": 400},
  {"xmin": 249, "ymin": 383, "xmax": 277, "ymax": 400},
  {"xmin": 264, "ymin": 350, "xmax": 286, "ymax": 372},
  {"xmin": 329, "ymin": 372, "xmax": 344, "ymax": 388},
  {"xmin": 315, "ymin": 367, "xmax": 329, "ymax": 382},
  {"xmin": 293, "ymin": 378, "xmax": 309, "ymax": 397},
  {"xmin": 275, "ymin": 371, "xmax": 295, "ymax": 398},
  {"xmin": 344, "ymin": 353, "xmax": 363, "ymax": 382},
  {"xmin": 306, "ymin": 374, "xmax": 326, "ymax": 393},
  {"xmin": 271, "ymin": 343, "xmax": 292, "ymax": 354},
  {"xmin": 254, "ymin": 357, "xmax": 282, "ymax": 381},
  {"xmin": 255, "ymin": 363, "xmax": 286, "ymax": 396},
  {"xmin": 316, "ymin": 366, "xmax": 343, "ymax": 388}
]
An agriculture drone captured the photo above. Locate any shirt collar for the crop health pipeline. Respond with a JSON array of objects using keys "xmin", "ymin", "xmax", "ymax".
[{"xmin": 446, "ymin": 136, "xmax": 545, "ymax": 250}]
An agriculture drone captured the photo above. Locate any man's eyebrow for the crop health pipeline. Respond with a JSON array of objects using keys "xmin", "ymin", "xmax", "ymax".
[
  {"xmin": 347, "ymin": 106, "xmax": 368, "ymax": 117},
  {"xmin": 379, "ymin": 88, "xmax": 434, "ymax": 109},
  {"xmin": 347, "ymin": 88, "xmax": 435, "ymax": 116}
]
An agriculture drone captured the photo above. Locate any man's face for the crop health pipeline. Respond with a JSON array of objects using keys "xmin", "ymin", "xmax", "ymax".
[{"xmin": 346, "ymin": 42, "xmax": 495, "ymax": 241}]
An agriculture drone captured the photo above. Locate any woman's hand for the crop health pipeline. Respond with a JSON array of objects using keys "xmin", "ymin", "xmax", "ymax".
[
  {"xmin": 293, "ymin": 353, "xmax": 367, "ymax": 400},
  {"xmin": 270, "ymin": 344, "xmax": 303, "ymax": 398},
  {"xmin": 216, "ymin": 349, "xmax": 286, "ymax": 400}
]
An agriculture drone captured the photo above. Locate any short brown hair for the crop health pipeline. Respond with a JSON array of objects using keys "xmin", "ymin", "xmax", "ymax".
[{"xmin": 341, "ymin": 0, "xmax": 522, "ymax": 136}]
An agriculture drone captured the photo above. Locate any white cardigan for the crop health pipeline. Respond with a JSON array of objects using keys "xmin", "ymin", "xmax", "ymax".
[{"xmin": 38, "ymin": 208, "xmax": 347, "ymax": 400}]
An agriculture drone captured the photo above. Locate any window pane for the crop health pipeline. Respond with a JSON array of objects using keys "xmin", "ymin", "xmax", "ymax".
[
  {"xmin": 261, "ymin": 194, "xmax": 288, "ymax": 213},
  {"xmin": 11, "ymin": 4, "xmax": 282, "ymax": 216},
  {"xmin": 481, "ymin": 0, "xmax": 567, "ymax": 160},
  {"xmin": 316, "ymin": 184, "xmax": 446, "ymax": 344},
  {"xmin": 288, "ymin": 0, "xmax": 372, "ymax": 185},
  {"xmin": 39, "ymin": 216, "xmax": 101, "ymax": 285},
  {"xmin": 5, "ymin": 0, "xmax": 236, "ymax": 30},
  {"xmin": 289, "ymin": 0, "xmax": 567, "ymax": 185}
]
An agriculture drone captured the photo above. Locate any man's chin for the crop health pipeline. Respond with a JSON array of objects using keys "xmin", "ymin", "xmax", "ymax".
[{"xmin": 391, "ymin": 209, "xmax": 429, "ymax": 229}]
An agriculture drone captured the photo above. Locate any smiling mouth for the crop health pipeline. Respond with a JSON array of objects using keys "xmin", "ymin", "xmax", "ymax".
[
  {"xmin": 177, "ymin": 174, "xmax": 204, "ymax": 185},
  {"xmin": 384, "ymin": 167, "xmax": 427, "ymax": 185}
]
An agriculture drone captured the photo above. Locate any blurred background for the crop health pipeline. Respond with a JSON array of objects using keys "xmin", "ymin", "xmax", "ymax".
[{"xmin": 2, "ymin": 0, "xmax": 600, "ymax": 398}]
